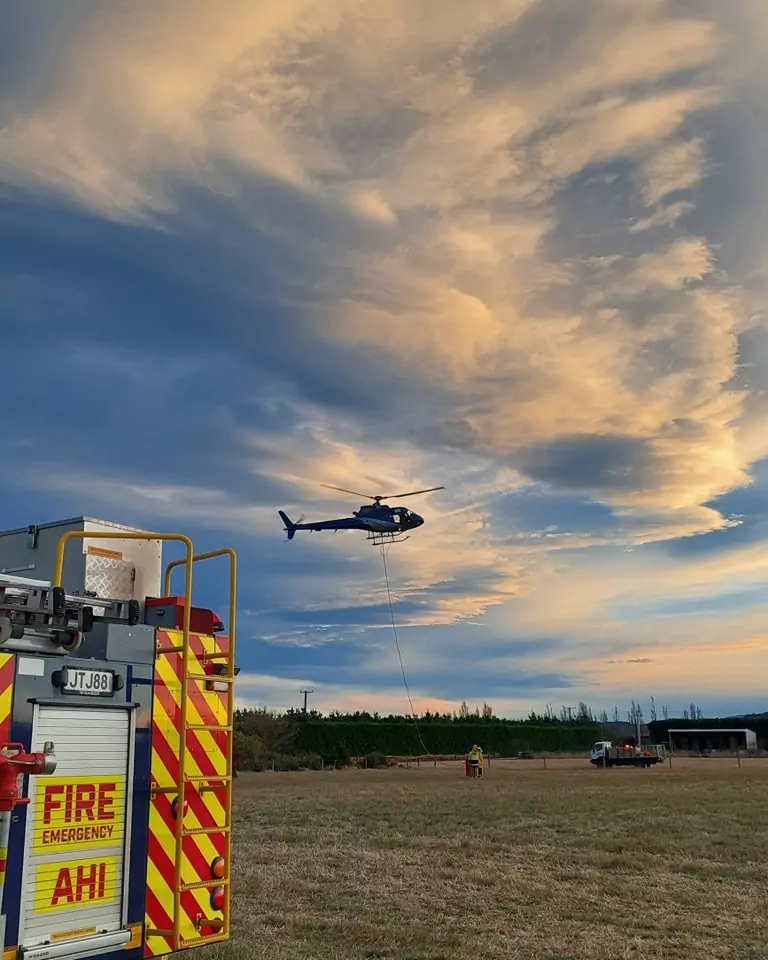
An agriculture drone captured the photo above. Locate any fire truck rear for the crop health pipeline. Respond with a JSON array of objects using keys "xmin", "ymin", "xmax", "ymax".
[{"xmin": 0, "ymin": 517, "xmax": 237, "ymax": 960}]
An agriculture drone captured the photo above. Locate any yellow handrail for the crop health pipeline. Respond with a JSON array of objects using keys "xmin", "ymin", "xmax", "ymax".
[
  {"xmin": 54, "ymin": 529, "xmax": 194, "ymax": 950},
  {"xmin": 163, "ymin": 548, "xmax": 236, "ymax": 648},
  {"xmin": 163, "ymin": 547, "xmax": 236, "ymax": 940}
]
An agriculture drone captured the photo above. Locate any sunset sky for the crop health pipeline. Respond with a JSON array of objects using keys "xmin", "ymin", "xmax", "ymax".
[{"xmin": 2, "ymin": 1, "xmax": 767, "ymax": 719}]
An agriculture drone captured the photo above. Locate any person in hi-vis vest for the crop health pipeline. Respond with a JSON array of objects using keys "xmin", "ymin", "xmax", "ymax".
[{"xmin": 468, "ymin": 744, "xmax": 484, "ymax": 778}]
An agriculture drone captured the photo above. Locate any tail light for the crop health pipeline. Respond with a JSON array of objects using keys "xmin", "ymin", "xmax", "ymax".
[{"xmin": 210, "ymin": 886, "xmax": 225, "ymax": 911}]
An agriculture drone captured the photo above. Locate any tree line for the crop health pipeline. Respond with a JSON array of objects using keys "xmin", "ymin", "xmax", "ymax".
[
  {"xmin": 233, "ymin": 707, "xmax": 599, "ymax": 769},
  {"xmin": 232, "ymin": 703, "xmax": 767, "ymax": 770}
]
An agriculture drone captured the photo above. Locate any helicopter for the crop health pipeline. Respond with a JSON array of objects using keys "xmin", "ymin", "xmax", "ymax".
[{"xmin": 278, "ymin": 483, "xmax": 445, "ymax": 545}]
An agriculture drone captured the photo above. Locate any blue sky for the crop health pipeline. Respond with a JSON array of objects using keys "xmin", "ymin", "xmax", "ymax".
[{"xmin": 2, "ymin": 0, "xmax": 768, "ymax": 720}]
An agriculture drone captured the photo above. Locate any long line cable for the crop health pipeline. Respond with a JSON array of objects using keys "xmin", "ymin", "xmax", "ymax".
[{"xmin": 380, "ymin": 541, "xmax": 433, "ymax": 758}]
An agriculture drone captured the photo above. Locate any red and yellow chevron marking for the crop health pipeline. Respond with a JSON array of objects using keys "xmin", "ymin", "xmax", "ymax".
[
  {"xmin": 144, "ymin": 630, "xmax": 230, "ymax": 957},
  {"xmin": 0, "ymin": 654, "xmax": 16, "ymax": 896},
  {"xmin": 0, "ymin": 653, "xmax": 15, "ymax": 746}
]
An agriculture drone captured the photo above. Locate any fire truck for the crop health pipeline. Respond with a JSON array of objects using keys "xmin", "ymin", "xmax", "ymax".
[{"xmin": 0, "ymin": 517, "xmax": 237, "ymax": 960}]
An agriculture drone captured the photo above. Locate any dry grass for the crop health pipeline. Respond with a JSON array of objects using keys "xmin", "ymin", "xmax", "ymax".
[{"xmin": 208, "ymin": 758, "xmax": 768, "ymax": 960}]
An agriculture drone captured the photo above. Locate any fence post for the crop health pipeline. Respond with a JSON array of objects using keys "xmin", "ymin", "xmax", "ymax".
[
  {"xmin": 321, "ymin": 758, "xmax": 324, "ymax": 772},
  {"xmin": 364, "ymin": 755, "xmax": 368, "ymax": 770},
  {"xmin": 543, "ymin": 755, "xmax": 547, "ymax": 770},
  {"xmin": 736, "ymin": 748, "xmax": 741, "ymax": 768},
  {"xmin": 668, "ymin": 750, "xmax": 672, "ymax": 769}
]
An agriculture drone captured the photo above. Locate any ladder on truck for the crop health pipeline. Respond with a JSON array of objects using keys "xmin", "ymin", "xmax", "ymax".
[
  {"xmin": 154, "ymin": 548, "xmax": 237, "ymax": 951},
  {"xmin": 47, "ymin": 531, "xmax": 237, "ymax": 954}
]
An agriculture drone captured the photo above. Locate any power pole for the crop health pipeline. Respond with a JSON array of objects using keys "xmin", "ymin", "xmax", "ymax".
[{"xmin": 300, "ymin": 688, "xmax": 314, "ymax": 713}]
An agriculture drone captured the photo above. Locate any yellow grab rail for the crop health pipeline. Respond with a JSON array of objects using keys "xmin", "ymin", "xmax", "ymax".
[
  {"xmin": 54, "ymin": 529, "xmax": 194, "ymax": 949},
  {"xmin": 163, "ymin": 547, "xmax": 237, "ymax": 648},
  {"xmin": 162, "ymin": 546, "xmax": 236, "ymax": 941}
]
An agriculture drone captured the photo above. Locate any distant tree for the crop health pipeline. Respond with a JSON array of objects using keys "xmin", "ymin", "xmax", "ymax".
[
  {"xmin": 662, "ymin": 704, "xmax": 669, "ymax": 720},
  {"xmin": 576, "ymin": 702, "xmax": 593, "ymax": 722},
  {"xmin": 599, "ymin": 710, "xmax": 609, "ymax": 724},
  {"xmin": 683, "ymin": 709, "xmax": 689, "ymax": 720},
  {"xmin": 472, "ymin": 706, "xmax": 481, "ymax": 718},
  {"xmin": 482, "ymin": 702, "xmax": 493, "ymax": 720},
  {"xmin": 650, "ymin": 696, "xmax": 658, "ymax": 722},
  {"xmin": 696, "ymin": 706, "xmax": 704, "ymax": 720},
  {"xmin": 612, "ymin": 706, "xmax": 620, "ymax": 723},
  {"xmin": 238, "ymin": 708, "xmax": 296, "ymax": 755},
  {"xmin": 459, "ymin": 700, "xmax": 470, "ymax": 719}
]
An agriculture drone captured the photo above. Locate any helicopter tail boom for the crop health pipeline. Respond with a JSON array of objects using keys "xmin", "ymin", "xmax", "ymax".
[{"xmin": 278, "ymin": 510, "xmax": 297, "ymax": 540}]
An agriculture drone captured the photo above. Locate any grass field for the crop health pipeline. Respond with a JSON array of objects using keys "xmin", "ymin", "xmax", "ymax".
[{"xmin": 215, "ymin": 758, "xmax": 768, "ymax": 960}]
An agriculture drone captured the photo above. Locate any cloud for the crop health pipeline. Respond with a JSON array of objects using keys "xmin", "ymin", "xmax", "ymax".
[
  {"xmin": 607, "ymin": 658, "xmax": 655, "ymax": 664},
  {"xmin": 638, "ymin": 137, "xmax": 710, "ymax": 207},
  {"xmin": 629, "ymin": 201, "xmax": 695, "ymax": 233},
  {"xmin": 536, "ymin": 88, "xmax": 720, "ymax": 184},
  {"xmin": 622, "ymin": 236, "xmax": 714, "ymax": 293}
]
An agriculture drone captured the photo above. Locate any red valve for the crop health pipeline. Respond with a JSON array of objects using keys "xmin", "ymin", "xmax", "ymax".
[{"xmin": 0, "ymin": 743, "xmax": 57, "ymax": 812}]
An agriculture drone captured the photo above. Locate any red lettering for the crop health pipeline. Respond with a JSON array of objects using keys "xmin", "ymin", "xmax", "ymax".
[
  {"xmin": 51, "ymin": 867, "xmax": 74, "ymax": 906},
  {"xmin": 75, "ymin": 864, "xmax": 98, "ymax": 902},
  {"xmin": 97, "ymin": 862, "xmax": 106, "ymax": 899},
  {"xmin": 96, "ymin": 783, "xmax": 116, "ymax": 821},
  {"xmin": 74, "ymin": 785, "xmax": 95, "ymax": 822},
  {"xmin": 43, "ymin": 785, "xmax": 64, "ymax": 825},
  {"xmin": 64, "ymin": 783, "xmax": 74, "ymax": 823}
]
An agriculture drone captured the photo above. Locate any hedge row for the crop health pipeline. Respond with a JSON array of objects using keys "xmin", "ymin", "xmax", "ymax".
[
  {"xmin": 233, "ymin": 711, "xmax": 599, "ymax": 768},
  {"xmin": 291, "ymin": 719, "xmax": 597, "ymax": 758}
]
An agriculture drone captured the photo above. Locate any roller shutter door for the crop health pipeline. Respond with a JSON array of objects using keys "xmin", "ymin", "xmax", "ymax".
[{"xmin": 19, "ymin": 705, "xmax": 132, "ymax": 958}]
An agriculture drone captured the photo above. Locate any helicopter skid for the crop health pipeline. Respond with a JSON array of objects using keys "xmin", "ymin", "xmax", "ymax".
[{"xmin": 367, "ymin": 531, "xmax": 410, "ymax": 545}]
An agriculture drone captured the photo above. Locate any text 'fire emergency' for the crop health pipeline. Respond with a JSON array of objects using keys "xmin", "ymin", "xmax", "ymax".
[{"xmin": 33, "ymin": 776, "xmax": 126, "ymax": 853}]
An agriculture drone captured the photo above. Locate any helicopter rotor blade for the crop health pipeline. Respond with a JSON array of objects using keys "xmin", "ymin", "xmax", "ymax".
[
  {"xmin": 319, "ymin": 483, "xmax": 376, "ymax": 500},
  {"xmin": 379, "ymin": 486, "xmax": 445, "ymax": 500}
]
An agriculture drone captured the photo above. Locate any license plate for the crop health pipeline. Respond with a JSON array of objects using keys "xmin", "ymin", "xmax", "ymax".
[{"xmin": 63, "ymin": 668, "xmax": 114, "ymax": 696}]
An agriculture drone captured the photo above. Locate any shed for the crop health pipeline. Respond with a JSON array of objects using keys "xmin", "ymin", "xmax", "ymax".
[{"xmin": 667, "ymin": 728, "xmax": 757, "ymax": 753}]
